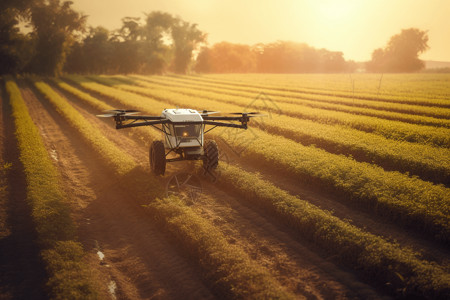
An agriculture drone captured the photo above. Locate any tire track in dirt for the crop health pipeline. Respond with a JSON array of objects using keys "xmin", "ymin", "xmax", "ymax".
[
  {"xmin": 21, "ymin": 81, "xmax": 216, "ymax": 299},
  {"xmin": 56, "ymin": 80, "xmax": 391, "ymax": 298},
  {"xmin": 0, "ymin": 81, "xmax": 47, "ymax": 299}
]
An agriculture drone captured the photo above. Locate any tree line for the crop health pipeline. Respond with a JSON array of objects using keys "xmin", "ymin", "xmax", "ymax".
[
  {"xmin": 195, "ymin": 41, "xmax": 357, "ymax": 73},
  {"xmin": 1, "ymin": 0, "xmax": 430, "ymax": 75},
  {"xmin": 1, "ymin": 0, "xmax": 206, "ymax": 76}
]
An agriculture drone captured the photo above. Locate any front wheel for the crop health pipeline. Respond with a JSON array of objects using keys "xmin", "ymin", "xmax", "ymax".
[
  {"xmin": 203, "ymin": 140, "xmax": 219, "ymax": 171},
  {"xmin": 150, "ymin": 140, "xmax": 166, "ymax": 175}
]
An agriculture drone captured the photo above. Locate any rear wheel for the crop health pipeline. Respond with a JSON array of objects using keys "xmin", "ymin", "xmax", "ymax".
[
  {"xmin": 203, "ymin": 140, "xmax": 219, "ymax": 171},
  {"xmin": 150, "ymin": 141, "xmax": 166, "ymax": 175}
]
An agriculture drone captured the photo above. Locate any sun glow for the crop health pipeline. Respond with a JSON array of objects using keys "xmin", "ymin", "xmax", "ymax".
[{"xmin": 314, "ymin": 0, "xmax": 355, "ymax": 21}]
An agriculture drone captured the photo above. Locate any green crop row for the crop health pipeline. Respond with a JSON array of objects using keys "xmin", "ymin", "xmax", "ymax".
[
  {"xmin": 210, "ymin": 163, "xmax": 450, "ymax": 299},
  {"xmin": 34, "ymin": 80, "xmax": 137, "ymax": 176},
  {"xmin": 5, "ymin": 78, "xmax": 97, "ymax": 299},
  {"xmin": 147, "ymin": 196, "xmax": 295, "ymax": 299},
  {"xmin": 204, "ymin": 73, "xmax": 450, "ymax": 102},
  {"xmin": 70, "ymin": 76, "xmax": 450, "ymax": 243},
  {"xmin": 36, "ymin": 78, "xmax": 295, "ymax": 299},
  {"xmin": 93, "ymin": 75, "xmax": 450, "ymax": 185},
  {"xmin": 169, "ymin": 74, "xmax": 450, "ymax": 118},
  {"xmin": 131, "ymin": 74, "xmax": 450, "ymax": 129},
  {"xmin": 52, "ymin": 78, "xmax": 160, "ymax": 146},
  {"xmin": 177, "ymin": 73, "xmax": 450, "ymax": 108},
  {"xmin": 132, "ymin": 74, "xmax": 450, "ymax": 147}
]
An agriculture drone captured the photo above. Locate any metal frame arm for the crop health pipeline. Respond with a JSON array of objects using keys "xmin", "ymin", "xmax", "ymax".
[
  {"xmin": 111, "ymin": 114, "xmax": 249, "ymax": 130},
  {"xmin": 116, "ymin": 119, "xmax": 169, "ymax": 129},
  {"xmin": 203, "ymin": 121, "xmax": 247, "ymax": 129}
]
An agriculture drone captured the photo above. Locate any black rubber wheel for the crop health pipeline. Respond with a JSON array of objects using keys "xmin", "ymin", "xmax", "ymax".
[
  {"xmin": 150, "ymin": 140, "xmax": 166, "ymax": 175},
  {"xmin": 203, "ymin": 140, "xmax": 219, "ymax": 171}
]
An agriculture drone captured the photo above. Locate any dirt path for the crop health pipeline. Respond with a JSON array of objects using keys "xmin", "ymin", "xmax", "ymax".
[
  {"xmin": 0, "ymin": 81, "xmax": 47, "ymax": 299},
  {"xmin": 54, "ymin": 81, "xmax": 391, "ymax": 298},
  {"xmin": 21, "ymin": 81, "xmax": 216, "ymax": 299}
]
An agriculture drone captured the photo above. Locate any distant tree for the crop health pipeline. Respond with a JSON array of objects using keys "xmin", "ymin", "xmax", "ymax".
[
  {"xmin": 171, "ymin": 18, "xmax": 206, "ymax": 73},
  {"xmin": 317, "ymin": 49, "xmax": 347, "ymax": 72},
  {"xmin": 142, "ymin": 12, "xmax": 174, "ymax": 73},
  {"xmin": 194, "ymin": 46, "xmax": 211, "ymax": 73},
  {"xmin": 0, "ymin": 9, "xmax": 25, "ymax": 74},
  {"xmin": 257, "ymin": 41, "xmax": 319, "ymax": 73},
  {"xmin": 120, "ymin": 17, "xmax": 143, "ymax": 42},
  {"xmin": 195, "ymin": 42, "xmax": 256, "ymax": 73},
  {"xmin": 144, "ymin": 11, "xmax": 173, "ymax": 47},
  {"xmin": 366, "ymin": 28, "xmax": 429, "ymax": 72},
  {"xmin": 0, "ymin": 0, "xmax": 34, "ymax": 74},
  {"xmin": 81, "ymin": 26, "xmax": 111, "ymax": 73},
  {"xmin": 29, "ymin": 0, "xmax": 86, "ymax": 76}
]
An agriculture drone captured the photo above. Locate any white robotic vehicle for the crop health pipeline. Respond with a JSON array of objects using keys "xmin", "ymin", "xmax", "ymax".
[{"xmin": 98, "ymin": 108, "xmax": 260, "ymax": 175}]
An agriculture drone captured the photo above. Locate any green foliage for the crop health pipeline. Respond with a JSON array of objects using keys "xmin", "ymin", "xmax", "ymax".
[
  {"xmin": 33, "ymin": 79, "xmax": 136, "ymax": 176},
  {"xmin": 5, "ymin": 77, "xmax": 97, "ymax": 299},
  {"xmin": 0, "ymin": 6, "xmax": 33, "ymax": 74},
  {"xmin": 367, "ymin": 28, "xmax": 429, "ymax": 72},
  {"xmin": 256, "ymin": 41, "xmax": 352, "ymax": 73},
  {"xmin": 29, "ymin": 0, "xmax": 86, "ymax": 76},
  {"xmin": 171, "ymin": 18, "xmax": 206, "ymax": 74},
  {"xmin": 42, "ymin": 241, "xmax": 97, "ymax": 300}
]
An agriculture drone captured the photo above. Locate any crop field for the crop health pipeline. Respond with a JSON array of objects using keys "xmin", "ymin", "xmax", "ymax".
[{"xmin": 1, "ymin": 73, "xmax": 449, "ymax": 299}]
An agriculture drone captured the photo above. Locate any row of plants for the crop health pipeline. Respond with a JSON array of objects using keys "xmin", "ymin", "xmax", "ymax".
[
  {"xmin": 171, "ymin": 74, "xmax": 450, "ymax": 118},
  {"xmin": 69, "ymin": 76, "xmax": 450, "ymax": 244},
  {"xmin": 134, "ymin": 75, "xmax": 450, "ymax": 147},
  {"xmin": 92, "ymin": 75, "xmax": 450, "ymax": 185},
  {"xmin": 133, "ymin": 74, "xmax": 450, "ymax": 129},
  {"xmin": 51, "ymin": 79, "xmax": 161, "ymax": 147},
  {"xmin": 179, "ymin": 73, "xmax": 450, "ymax": 108},
  {"xmin": 5, "ymin": 77, "xmax": 97, "ymax": 299},
  {"xmin": 205, "ymin": 73, "xmax": 450, "ymax": 102},
  {"xmin": 210, "ymin": 163, "xmax": 450, "ymax": 299},
  {"xmin": 34, "ymin": 78, "xmax": 296, "ymax": 299},
  {"xmin": 59, "ymin": 77, "xmax": 450, "ymax": 298}
]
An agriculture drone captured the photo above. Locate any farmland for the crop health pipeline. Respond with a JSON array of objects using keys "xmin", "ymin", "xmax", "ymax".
[{"xmin": 1, "ymin": 73, "xmax": 449, "ymax": 299}]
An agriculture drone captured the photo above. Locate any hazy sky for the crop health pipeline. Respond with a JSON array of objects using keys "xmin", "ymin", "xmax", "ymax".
[{"xmin": 72, "ymin": 0, "xmax": 450, "ymax": 61}]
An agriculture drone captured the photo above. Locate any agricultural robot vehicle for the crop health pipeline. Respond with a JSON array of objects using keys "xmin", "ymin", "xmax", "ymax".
[{"xmin": 97, "ymin": 108, "xmax": 261, "ymax": 175}]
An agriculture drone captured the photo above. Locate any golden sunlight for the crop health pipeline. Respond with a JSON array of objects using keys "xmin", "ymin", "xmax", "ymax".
[{"xmin": 313, "ymin": 0, "xmax": 355, "ymax": 21}]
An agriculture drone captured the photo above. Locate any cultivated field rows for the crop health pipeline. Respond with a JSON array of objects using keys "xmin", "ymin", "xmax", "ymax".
[
  {"xmin": 188, "ymin": 73, "xmax": 450, "ymax": 105},
  {"xmin": 95, "ymin": 75, "xmax": 450, "ymax": 185},
  {"xmin": 129, "ymin": 74, "xmax": 450, "ymax": 128},
  {"xmin": 67, "ymin": 75, "xmax": 450, "ymax": 241},
  {"xmin": 2, "ymin": 74, "xmax": 450, "ymax": 299}
]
